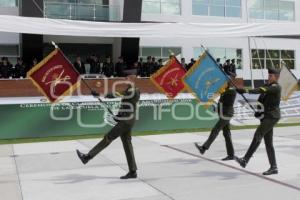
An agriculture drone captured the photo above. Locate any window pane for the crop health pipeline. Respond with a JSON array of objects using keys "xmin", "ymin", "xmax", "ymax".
[
  {"xmin": 210, "ymin": 0, "xmax": 225, "ymax": 5},
  {"xmin": 265, "ymin": 0, "xmax": 278, "ymax": 10},
  {"xmin": 236, "ymin": 49, "xmax": 242, "ymax": 59},
  {"xmin": 266, "ymin": 50, "xmax": 279, "ymax": 59},
  {"xmin": 281, "ymin": 50, "xmax": 294, "ymax": 59},
  {"xmin": 210, "ymin": 5, "xmax": 225, "ymax": 16},
  {"xmin": 194, "ymin": 47, "xmax": 242, "ymax": 69},
  {"xmin": 226, "ymin": 48, "xmax": 243, "ymax": 69},
  {"xmin": 76, "ymin": 4, "xmax": 94, "ymax": 20},
  {"xmin": 280, "ymin": 1, "xmax": 294, "ymax": 10},
  {"xmin": 236, "ymin": 59, "xmax": 242, "ymax": 69},
  {"xmin": 279, "ymin": 1, "xmax": 294, "ymax": 21},
  {"xmin": 265, "ymin": 9, "xmax": 279, "ymax": 20},
  {"xmin": 193, "ymin": 3, "xmax": 208, "ymax": 15},
  {"xmin": 142, "ymin": 47, "xmax": 161, "ymax": 57},
  {"xmin": 208, "ymin": 48, "xmax": 226, "ymax": 65},
  {"xmin": 0, "ymin": 0, "xmax": 17, "ymax": 7},
  {"xmin": 142, "ymin": 1, "xmax": 160, "ymax": 14},
  {"xmin": 226, "ymin": 6, "xmax": 241, "ymax": 17},
  {"xmin": 226, "ymin": 0, "xmax": 240, "ymax": 6},
  {"xmin": 193, "ymin": 0, "xmax": 209, "ymax": 3},
  {"xmin": 282, "ymin": 59, "xmax": 295, "ymax": 69},
  {"xmin": 225, "ymin": 48, "xmax": 237, "ymax": 59},
  {"xmin": 45, "ymin": 3, "xmax": 72, "ymax": 19},
  {"xmin": 266, "ymin": 59, "xmax": 280, "ymax": 69},
  {"xmin": 161, "ymin": 3, "xmax": 180, "ymax": 15},
  {"xmin": 249, "ymin": 9, "xmax": 264, "ymax": 19},
  {"xmin": 0, "ymin": 45, "xmax": 19, "ymax": 56},
  {"xmin": 252, "ymin": 59, "xmax": 265, "ymax": 69},
  {"xmin": 162, "ymin": 47, "xmax": 181, "ymax": 57},
  {"xmin": 251, "ymin": 49, "xmax": 264, "ymax": 59},
  {"xmin": 279, "ymin": 10, "xmax": 294, "ymax": 21},
  {"xmin": 95, "ymin": 5, "xmax": 109, "ymax": 21},
  {"xmin": 161, "ymin": 0, "xmax": 180, "ymax": 3},
  {"xmin": 249, "ymin": 0, "xmax": 263, "ymax": 9}
]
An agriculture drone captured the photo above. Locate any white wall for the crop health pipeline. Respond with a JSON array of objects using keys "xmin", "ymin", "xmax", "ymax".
[{"xmin": 0, "ymin": 6, "xmax": 19, "ymax": 45}]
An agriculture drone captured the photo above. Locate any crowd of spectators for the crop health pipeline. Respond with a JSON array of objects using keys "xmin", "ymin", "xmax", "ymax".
[
  {"xmin": 0, "ymin": 55, "xmax": 236, "ymax": 79},
  {"xmin": 0, "ymin": 57, "xmax": 29, "ymax": 79}
]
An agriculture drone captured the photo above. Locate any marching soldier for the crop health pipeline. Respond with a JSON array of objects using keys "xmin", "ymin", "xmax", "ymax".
[
  {"xmin": 235, "ymin": 68, "xmax": 281, "ymax": 175},
  {"xmin": 76, "ymin": 75, "xmax": 140, "ymax": 179},
  {"xmin": 195, "ymin": 77, "xmax": 237, "ymax": 161}
]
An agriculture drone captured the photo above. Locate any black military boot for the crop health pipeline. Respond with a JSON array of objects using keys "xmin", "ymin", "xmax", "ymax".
[
  {"xmin": 234, "ymin": 157, "xmax": 247, "ymax": 168},
  {"xmin": 194, "ymin": 143, "xmax": 206, "ymax": 155},
  {"xmin": 76, "ymin": 149, "xmax": 91, "ymax": 165},
  {"xmin": 221, "ymin": 155, "xmax": 235, "ymax": 161},
  {"xmin": 263, "ymin": 167, "xmax": 278, "ymax": 176},
  {"xmin": 120, "ymin": 171, "xmax": 137, "ymax": 179}
]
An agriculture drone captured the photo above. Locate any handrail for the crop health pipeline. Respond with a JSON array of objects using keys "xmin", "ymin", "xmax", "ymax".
[{"xmin": 44, "ymin": 1, "xmax": 121, "ymax": 21}]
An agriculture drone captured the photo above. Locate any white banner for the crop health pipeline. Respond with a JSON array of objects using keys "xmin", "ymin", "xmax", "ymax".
[{"xmin": 0, "ymin": 15, "xmax": 299, "ymax": 38}]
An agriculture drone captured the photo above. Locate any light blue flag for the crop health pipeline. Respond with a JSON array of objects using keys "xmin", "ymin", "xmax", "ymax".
[{"xmin": 183, "ymin": 52, "xmax": 229, "ymax": 104}]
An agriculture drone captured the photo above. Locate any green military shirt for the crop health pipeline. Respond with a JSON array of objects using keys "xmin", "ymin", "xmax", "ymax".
[
  {"xmin": 115, "ymin": 86, "xmax": 140, "ymax": 126},
  {"xmin": 248, "ymin": 82, "xmax": 281, "ymax": 119},
  {"xmin": 218, "ymin": 87, "xmax": 236, "ymax": 118}
]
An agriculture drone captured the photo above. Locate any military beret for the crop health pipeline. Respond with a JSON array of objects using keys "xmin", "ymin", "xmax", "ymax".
[{"xmin": 268, "ymin": 68, "xmax": 280, "ymax": 75}]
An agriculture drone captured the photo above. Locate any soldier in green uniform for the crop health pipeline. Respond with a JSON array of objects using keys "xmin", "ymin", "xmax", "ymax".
[
  {"xmin": 76, "ymin": 75, "xmax": 140, "ymax": 179},
  {"xmin": 235, "ymin": 68, "xmax": 281, "ymax": 175},
  {"xmin": 195, "ymin": 79, "xmax": 237, "ymax": 161}
]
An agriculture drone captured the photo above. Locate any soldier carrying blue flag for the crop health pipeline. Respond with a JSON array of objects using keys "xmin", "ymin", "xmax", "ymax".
[{"xmin": 194, "ymin": 74, "xmax": 237, "ymax": 161}]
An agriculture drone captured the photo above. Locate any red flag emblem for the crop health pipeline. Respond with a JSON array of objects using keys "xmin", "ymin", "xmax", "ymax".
[
  {"xmin": 150, "ymin": 57, "xmax": 186, "ymax": 98},
  {"xmin": 28, "ymin": 49, "xmax": 80, "ymax": 103}
]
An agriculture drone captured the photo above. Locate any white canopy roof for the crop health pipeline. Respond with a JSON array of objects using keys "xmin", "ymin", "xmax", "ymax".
[{"xmin": 0, "ymin": 15, "xmax": 298, "ymax": 38}]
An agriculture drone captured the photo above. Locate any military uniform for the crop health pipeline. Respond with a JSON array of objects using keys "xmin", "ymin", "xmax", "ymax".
[
  {"xmin": 86, "ymin": 86, "xmax": 140, "ymax": 172},
  {"xmin": 196, "ymin": 87, "xmax": 236, "ymax": 159},
  {"xmin": 242, "ymin": 82, "xmax": 281, "ymax": 168}
]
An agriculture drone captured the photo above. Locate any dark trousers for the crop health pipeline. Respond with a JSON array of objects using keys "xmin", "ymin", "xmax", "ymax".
[
  {"xmin": 88, "ymin": 122, "xmax": 137, "ymax": 172},
  {"xmin": 244, "ymin": 118, "xmax": 279, "ymax": 167},
  {"xmin": 203, "ymin": 118, "xmax": 234, "ymax": 157}
]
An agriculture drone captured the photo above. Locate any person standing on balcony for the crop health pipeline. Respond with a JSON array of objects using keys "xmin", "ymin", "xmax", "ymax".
[
  {"xmin": 115, "ymin": 56, "xmax": 125, "ymax": 77},
  {"xmin": 73, "ymin": 56, "xmax": 86, "ymax": 74},
  {"xmin": 0, "ymin": 57, "xmax": 12, "ymax": 79},
  {"xmin": 144, "ymin": 56, "xmax": 152, "ymax": 77},
  {"xmin": 103, "ymin": 56, "xmax": 114, "ymax": 77},
  {"xmin": 88, "ymin": 54, "xmax": 100, "ymax": 74}
]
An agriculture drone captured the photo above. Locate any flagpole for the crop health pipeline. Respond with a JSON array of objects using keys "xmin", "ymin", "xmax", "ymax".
[
  {"xmin": 51, "ymin": 41, "xmax": 115, "ymax": 116},
  {"xmin": 201, "ymin": 45, "xmax": 256, "ymax": 112},
  {"xmin": 245, "ymin": 0, "xmax": 255, "ymax": 89}
]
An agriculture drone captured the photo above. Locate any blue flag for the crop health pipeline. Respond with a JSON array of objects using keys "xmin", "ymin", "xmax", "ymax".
[{"xmin": 183, "ymin": 52, "xmax": 228, "ymax": 104}]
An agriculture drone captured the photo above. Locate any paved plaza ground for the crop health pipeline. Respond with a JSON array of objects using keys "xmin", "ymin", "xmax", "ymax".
[{"xmin": 1, "ymin": 126, "xmax": 300, "ymax": 200}]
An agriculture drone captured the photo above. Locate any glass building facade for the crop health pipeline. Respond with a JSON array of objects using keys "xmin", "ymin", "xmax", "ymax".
[
  {"xmin": 142, "ymin": 0, "xmax": 181, "ymax": 15},
  {"xmin": 249, "ymin": 0, "xmax": 295, "ymax": 21},
  {"xmin": 44, "ymin": 0, "xmax": 120, "ymax": 21}
]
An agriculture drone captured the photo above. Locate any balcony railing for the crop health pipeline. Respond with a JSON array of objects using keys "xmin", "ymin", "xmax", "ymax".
[{"xmin": 44, "ymin": 2, "xmax": 121, "ymax": 22}]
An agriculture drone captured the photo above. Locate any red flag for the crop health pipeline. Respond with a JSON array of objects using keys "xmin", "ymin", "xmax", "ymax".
[
  {"xmin": 28, "ymin": 49, "xmax": 80, "ymax": 103},
  {"xmin": 150, "ymin": 57, "xmax": 186, "ymax": 99}
]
